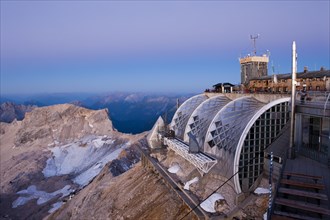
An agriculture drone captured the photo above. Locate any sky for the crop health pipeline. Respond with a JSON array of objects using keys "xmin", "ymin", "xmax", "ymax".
[{"xmin": 1, "ymin": 1, "xmax": 329, "ymax": 95}]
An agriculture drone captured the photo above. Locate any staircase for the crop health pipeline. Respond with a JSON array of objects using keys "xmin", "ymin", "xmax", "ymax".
[{"xmin": 272, "ymin": 172, "xmax": 330, "ymax": 220}]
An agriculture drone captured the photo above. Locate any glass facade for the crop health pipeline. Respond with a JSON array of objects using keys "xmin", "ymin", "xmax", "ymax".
[
  {"xmin": 184, "ymin": 95, "xmax": 231, "ymax": 150},
  {"xmin": 166, "ymin": 93, "xmax": 291, "ymax": 194},
  {"xmin": 204, "ymin": 97, "xmax": 263, "ymax": 154},
  {"xmin": 171, "ymin": 94, "xmax": 208, "ymax": 139},
  {"xmin": 238, "ymin": 101, "xmax": 290, "ymax": 192}
]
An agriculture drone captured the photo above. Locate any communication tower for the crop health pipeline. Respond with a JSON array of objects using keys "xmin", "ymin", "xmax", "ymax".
[{"xmin": 240, "ymin": 35, "xmax": 269, "ymax": 86}]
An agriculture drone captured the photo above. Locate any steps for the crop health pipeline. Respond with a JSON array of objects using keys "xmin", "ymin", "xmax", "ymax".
[
  {"xmin": 273, "ymin": 211, "xmax": 321, "ymax": 220},
  {"xmin": 275, "ymin": 198, "xmax": 330, "ymax": 216},
  {"xmin": 282, "ymin": 172, "xmax": 323, "ymax": 182},
  {"xmin": 280, "ymin": 179, "xmax": 325, "ymax": 191},
  {"xmin": 273, "ymin": 172, "xmax": 330, "ymax": 219},
  {"xmin": 278, "ymin": 187, "xmax": 328, "ymax": 201}
]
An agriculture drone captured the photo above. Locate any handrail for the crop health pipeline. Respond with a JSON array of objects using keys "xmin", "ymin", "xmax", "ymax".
[{"xmin": 295, "ymin": 91, "xmax": 330, "ymax": 109}]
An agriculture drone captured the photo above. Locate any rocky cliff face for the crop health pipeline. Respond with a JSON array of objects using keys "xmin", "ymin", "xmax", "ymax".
[
  {"xmin": 14, "ymin": 104, "xmax": 114, "ymax": 147},
  {"xmin": 0, "ymin": 102, "xmax": 36, "ymax": 123},
  {"xmin": 0, "ymin": 104, "xmax": 187, "ymax": 220},
  {"xmin": 0, "ymin": 104, "xmax": 131, "ymax": 219}
]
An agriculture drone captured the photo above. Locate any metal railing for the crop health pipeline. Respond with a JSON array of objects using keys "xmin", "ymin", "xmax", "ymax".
[{"xmin": 296, "ymin": 91, "xmax": 330, "ymax": 110}]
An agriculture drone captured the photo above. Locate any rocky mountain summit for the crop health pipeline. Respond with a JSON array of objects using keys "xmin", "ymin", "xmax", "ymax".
[
  {"xmin": 14, "ymin": 104, "xmax": 114, "ymax": 147},
  {"xmin": 0, "ymin": 104, "xmax": 186, "ymax": 220}
]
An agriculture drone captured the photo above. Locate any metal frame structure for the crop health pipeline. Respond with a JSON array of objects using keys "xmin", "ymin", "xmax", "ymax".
[
  {"xmin": 164, "ymin": 137, "xmax": 217, "ymax": 174},
  {"xmin": 148, "ymin": 94, "xmax": 292, "ymax": 194},
  {"xmin": 204, "ymin": 96, "xmax": 264, "ymax": 156},
  {"xmin": 171, "ymin": 94, "xmax": 208, "ymax": 139},
  {"xmin": 234, "ymin": 97, "xmax": 290, "ymax": 193},
  {"xmin": 183, "ymin": 95, "xmax": 231, "ymax": 150}
]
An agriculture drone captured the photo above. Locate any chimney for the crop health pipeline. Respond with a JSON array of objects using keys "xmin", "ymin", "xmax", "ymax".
[
  {"xmin": 303, "ymin": 66, "xmax": 308, "ymax": 73},
  {"xmin": 320, "ymin": 66, "xmax": 325, "ymax": 71}
]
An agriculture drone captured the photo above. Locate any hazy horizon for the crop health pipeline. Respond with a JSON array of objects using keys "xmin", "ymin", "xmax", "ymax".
[
  {"xmin": 1, "ymin": 1, "xmax": 329, "ymax": 95},
  {"xmin": 0, "ymin": 90, "xmax": 196, "ymax": 97}
]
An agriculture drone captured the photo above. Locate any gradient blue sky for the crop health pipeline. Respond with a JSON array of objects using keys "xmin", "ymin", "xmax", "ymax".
[{"xmin": 1, "ymin": 1, "xmax": 329, "ymax": 95}]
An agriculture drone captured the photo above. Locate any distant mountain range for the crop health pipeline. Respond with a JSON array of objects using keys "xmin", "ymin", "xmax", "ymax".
[
  {"xmin": 0, "ymin": 102, "xmax": 36, "ymax": 123},
  {"xmin": 1, "ymin": 92, "xmax": 192, "ymax": 133}
]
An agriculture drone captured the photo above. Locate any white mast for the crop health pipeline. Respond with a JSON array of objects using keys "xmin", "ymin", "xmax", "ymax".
[{"xmin": 289, "ymin": 41, "xmax": 297, "ymax": 159}]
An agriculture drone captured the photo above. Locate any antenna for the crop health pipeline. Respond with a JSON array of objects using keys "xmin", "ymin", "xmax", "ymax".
[{"xmin": 250, "ymin": 34, "xmax": 260, "ymax": 55}]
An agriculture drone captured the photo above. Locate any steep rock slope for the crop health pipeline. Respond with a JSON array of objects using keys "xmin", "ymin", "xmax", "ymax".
[
  {"xmin": 0, "ymin": 104, "xmax": 188, "ymax": 220},
  {"xmin": 50, "ymin": 162, "xmax": 191, "ymax": 220},
  {"xmin": 0, "ymin": 104, "xmax": 133, "ymax": 219}
]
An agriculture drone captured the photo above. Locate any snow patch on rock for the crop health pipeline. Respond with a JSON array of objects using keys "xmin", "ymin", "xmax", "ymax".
[
  {"xmin": 263, "ymin": 212, "xmax": 268, "ymax": 220},
  {"xmin": 168, "ymin": 164, "xmax": 181, "ymax": 174},
  {"xmin": 92, "ymin": 138, "xmax": 105, "ymax": 148},
  {"xmin": 12, "ymin": 185, "xmax": 72, "ymax": 208},
  {"xmin": 200, "ymin": 193, "xmax": 224, "ymax": 213},
  {"xmin": 184, "ymin": 177, "xmax": 199, "ymax": 190},
  {"xmin": 48, "ymin": 201, "xmax": 64, "ymax": 213},
  {"xmin": 73, "ymin": 146, "xmax": 128, "ymax": 186},
  {"xmin": 43, "ymin": 135, "xmax": 129, "ymax": 187},
  {"xmin": 254, "ymin": 187, "xmax": 270, "ymax": 195}
]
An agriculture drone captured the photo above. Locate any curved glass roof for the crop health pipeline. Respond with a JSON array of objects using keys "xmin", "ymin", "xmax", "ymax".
[
  {"xmin": 164, "ymin": 94, "xmax": 291, "ymax": 195},
  {"xmin": 204, "ymin": 96, "xmax": 264, "ymax": 156},
  {"xmin": 171, "ymin": 94, "xmax": 208, "ymax": 139},
  {"xmin": 183, "ymin": 95, "xmax": 231, "ymax": 149},
  {"xmin": 233, "ymin": 97, "xmax": 290, "ymax": 193}
]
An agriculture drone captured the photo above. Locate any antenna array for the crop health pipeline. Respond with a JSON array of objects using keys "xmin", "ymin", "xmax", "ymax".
[{"xmin": 250, "ymin": 34, "xmax": 260, "ymax": 56}]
